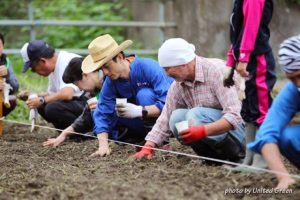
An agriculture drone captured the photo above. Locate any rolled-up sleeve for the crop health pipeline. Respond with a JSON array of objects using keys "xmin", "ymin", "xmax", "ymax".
[
  {"xmin": 248, "ymin": 81, "xmax": 300, "ymax": 154},
  {"xmin": 211, "ymin": 65, "xmax": 243, "ymax": 129}
]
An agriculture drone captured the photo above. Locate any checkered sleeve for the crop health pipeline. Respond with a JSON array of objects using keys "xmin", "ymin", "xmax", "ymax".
[{"xmin": 210, "ymin": 63, "xmax": 243, "ymax": 129}]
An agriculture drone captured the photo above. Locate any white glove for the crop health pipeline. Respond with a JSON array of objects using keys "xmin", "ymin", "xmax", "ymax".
[
  {"xmin": 3, "ymin": 79, "xmax": 12, "ymax": 108},
  {"xmin": 115, "ymin": 103, "xmax": 142, "ymax": 119},
  {"xmin": 224, "ymin": 66, "xmax": 233, "ymax": 80},
  {"xmin": 238, "ymin": 75, "xmax": 246, "ymax": 101}
]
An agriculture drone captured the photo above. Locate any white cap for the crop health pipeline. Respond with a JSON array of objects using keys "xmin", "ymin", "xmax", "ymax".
[
  {"xmin": 20, "ymin": 42, "xmax": 29, "ymax": 63},
  {"xmin": 158, "ymin": 38, "xmax": 196, "ymax": 67}
]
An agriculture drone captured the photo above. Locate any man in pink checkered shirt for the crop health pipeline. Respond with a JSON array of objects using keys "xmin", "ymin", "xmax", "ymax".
[{"xmin": 132, "ymin": 38, "xmax": 245, "ymax": 162}]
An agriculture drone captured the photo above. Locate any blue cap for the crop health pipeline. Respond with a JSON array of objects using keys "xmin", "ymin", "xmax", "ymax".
[{"xmin": 20, "ymin": 40, "xmax": 50, "ymax": 72}]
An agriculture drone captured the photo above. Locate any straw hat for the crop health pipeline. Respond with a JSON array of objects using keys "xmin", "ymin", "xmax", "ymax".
[{"xmin": 82, "ymin": 34, "xmax": 133, "ymax": 73}]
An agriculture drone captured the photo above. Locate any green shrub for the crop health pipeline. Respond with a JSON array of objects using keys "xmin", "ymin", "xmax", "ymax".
[{"xmin": 1, "ymin": 0, "xmax": 130, "ymax": 121}]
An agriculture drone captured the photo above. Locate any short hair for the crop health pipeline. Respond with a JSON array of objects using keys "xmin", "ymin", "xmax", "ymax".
[
  {"xmin": 0, "ymin": 33, "xmax": 4, "ymax": 45},
  {"xmin": 112, "ymin": 51, "xmax": 125, "ymax": 62},
  {"xmin": 63, "ymin": 57, "xmax": 84, "ymax": 84},
  {"xmin": 29, "ymin": 47, "xmax": 55, "ymax": 69},
  {"xmin": 29, "ymin": 46, "xmax": 55, "ymax": 69},
  {"xmin": 39, "ymin": 47, "xmax": 55, "ymax": 59}
]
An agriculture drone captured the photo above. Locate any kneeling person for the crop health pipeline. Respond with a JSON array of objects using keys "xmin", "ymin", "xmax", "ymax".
[
  {"xmin": 82, "ymin": 34, "xmax": 174, "ymax": 157},
  {"xmin": 20, "ymin": 40, "xmax": 85, "ymax": 130},
  {"xmin": 43, "ymin": 57, "xmax": 104, "ymax": 147},
  {"xmin": 133, "ymin": 38, "xmax": 245, "ymax": 162}
]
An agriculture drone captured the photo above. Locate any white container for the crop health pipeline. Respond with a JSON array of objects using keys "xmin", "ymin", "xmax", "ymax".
[
  {"xmin": 87, "ymin": 97, "xmax": 98, "ymax": 106},
  {"xmin": 116, "ymin": 98, "xmax": 127, "ymax": 105},
  {"xmin": 175, "ymin": 120, "xmax": 189, "ymax": 133},
  {"xmin": 28, "ymin": 93, "xmax": 38, "ymax": 132}
]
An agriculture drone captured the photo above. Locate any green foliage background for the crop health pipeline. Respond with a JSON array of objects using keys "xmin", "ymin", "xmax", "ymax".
[
  {"xmin": 291, "ymin": 0, "xmax": 300, "ymax": 5},
  {"xmin": 0, "ymin": 0, "xmax": 131, "ymax": 121},
  {"xmin": 1, "ymin": 0, "xmax": 300, "ymax": 122}
]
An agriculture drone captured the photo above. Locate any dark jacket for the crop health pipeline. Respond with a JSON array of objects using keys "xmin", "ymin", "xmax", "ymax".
[
  {"xmin": 229, "ymin": 0, "xmax": 273, "ymax": 63},
  {"xmin": 0, "ymin": 54, "xmax": 19, "ymax": 94}
]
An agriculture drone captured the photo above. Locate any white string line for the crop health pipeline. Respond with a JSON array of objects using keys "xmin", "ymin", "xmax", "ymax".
[{"xmin": 2, "ymin": 118, "xmax": 300, "ymax": 180}]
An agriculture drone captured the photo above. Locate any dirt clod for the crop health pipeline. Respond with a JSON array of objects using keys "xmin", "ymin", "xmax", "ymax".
[{"xmin": 0, "ymin": 123, "xmax": 299, "ymax": 199}]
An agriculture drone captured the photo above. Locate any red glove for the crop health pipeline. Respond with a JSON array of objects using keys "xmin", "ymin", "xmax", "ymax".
[
  {"xmin": 131, "ymin": 144, "xmax": 154, "ymax": 160},
  {"xmin": 179, "ymin": 125, "xmax": 207, "ymax": 144}
]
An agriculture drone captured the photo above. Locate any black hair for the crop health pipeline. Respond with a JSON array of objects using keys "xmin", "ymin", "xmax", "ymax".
[
  {"xmin": 63, "ymin": 57, "xmax": 84, "ymax": 84},
  {"xmin": 112, "ymin": 51, "xmax": 125, "ymax": 62},
  {"xmin": 40, "ymin": 47, "xmax": 55, "ymax": 59},
  {"xmin": 30, "ymin": 46, "xmax": 55, "ymax": 69},
  {"xmin": 0, "ymin": 33, "xmax": 4, "ymax": 45}
]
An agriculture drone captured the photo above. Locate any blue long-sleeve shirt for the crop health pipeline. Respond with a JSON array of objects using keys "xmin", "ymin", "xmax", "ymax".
[
  {"xmin": 248, "ymin": 81, "xmax": 300, "ymax": 153},
  {"xmin": 93, "ymin": 55, "xmax": 173, "ymax": 135}
]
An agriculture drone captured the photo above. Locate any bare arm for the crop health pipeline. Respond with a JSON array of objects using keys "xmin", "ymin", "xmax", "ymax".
[
  {"xmin": 27, "ymin": 87, "xmax": 75, "ymax": 109},
  {"xmin": 44, "ymin": 87, "xmax": 75, "ymax": 103},
  {"xmin": 261, "ymin": 143, "xmax": 295, "ymax": 189},
  {"xmin": 144, "ymin": 105, "xmax": 161, "ymax": 118},
  {"xmin": 205, "ymin": 118, "xmax": 233, "ymax": 136},
  {"xmin": 90, "ymin": 133, "xmax": 111, "ymax": 157},
  {"xmin": 43, "ymin": 126, "xmax": 74, "ymax": 147}
]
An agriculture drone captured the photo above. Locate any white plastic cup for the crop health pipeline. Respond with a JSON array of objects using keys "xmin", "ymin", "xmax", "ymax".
[
  {"xmin": 29, "ymin": 93, "xmax": 38, "ymax": 99},
  {"xmin": 116, "ymin": 98, "xmax": 127, "ymax": 105},
  {"xmin": 87, "ymin": 97, "xmax": 98, "ymax": 106},
  {"xmin": 175, "ymin": 121, "xmax": 189, "ymax": 133}
]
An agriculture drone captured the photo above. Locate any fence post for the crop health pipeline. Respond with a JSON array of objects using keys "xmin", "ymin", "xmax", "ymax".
[
  {"xmin": 159, "ymin": 0, "xmax": 165, "ymax": 44},
  {"xmin": 28, "ymin": 0, "xmax": 35, "ymax": 41}
]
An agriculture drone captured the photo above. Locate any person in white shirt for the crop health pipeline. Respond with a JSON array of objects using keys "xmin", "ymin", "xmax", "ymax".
[{"xmin": 20, "ymin": 40, "xmax": 85, "ymax": 130}]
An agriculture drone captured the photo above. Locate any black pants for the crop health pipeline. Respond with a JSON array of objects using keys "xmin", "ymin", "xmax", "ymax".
[
  {"xmin": 242, "ymin": 51, "xmax": 276, "ymax": 125},
  {"xmin": 179, "ymin": 134, "xmax": 245, "ymax": 163},
  {"xmin": 38, "ymin": 99, "xmax": 85, "ymax": 130},
  {"xmin": 3, "ymin": 98, "xmax": 17, "ymax": 116}
]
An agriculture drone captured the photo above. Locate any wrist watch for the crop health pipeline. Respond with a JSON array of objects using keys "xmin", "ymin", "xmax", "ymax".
[
  {"xmin": 39, "ymin": 96, "xmax": 46, "ymax": 105},
  {"xmin": 142, "ymin": 106, "xmax": 148, "ymax": 119}
]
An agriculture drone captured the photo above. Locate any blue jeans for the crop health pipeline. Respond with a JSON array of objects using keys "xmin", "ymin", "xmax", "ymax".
[
  {"xmin": 278, "ymin": 125, "xmax": 300, "ymax": 168},
  {"xmin": 169, "ymin": 107, "xmax": 245, "ymax": 161},
  {"xmin": 117, "ymin": 88, "xmax": 157, "ymax": 141}
]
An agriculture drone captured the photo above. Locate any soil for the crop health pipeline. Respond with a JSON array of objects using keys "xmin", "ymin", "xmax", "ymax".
[{"xmin": 0, "ymin": 122, "xmax": 300, "ymax": 200}]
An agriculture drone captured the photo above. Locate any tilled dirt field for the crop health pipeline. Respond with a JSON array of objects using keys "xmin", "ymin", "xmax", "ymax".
[{"xmin": 0, "ymin": 122, "xmax": 299, "ymax": 200}]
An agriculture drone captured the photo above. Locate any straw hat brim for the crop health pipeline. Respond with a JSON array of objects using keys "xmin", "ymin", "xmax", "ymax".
[{"xmin": 82, "ymin": 40, "xmax": 133, "ymax": 74}]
